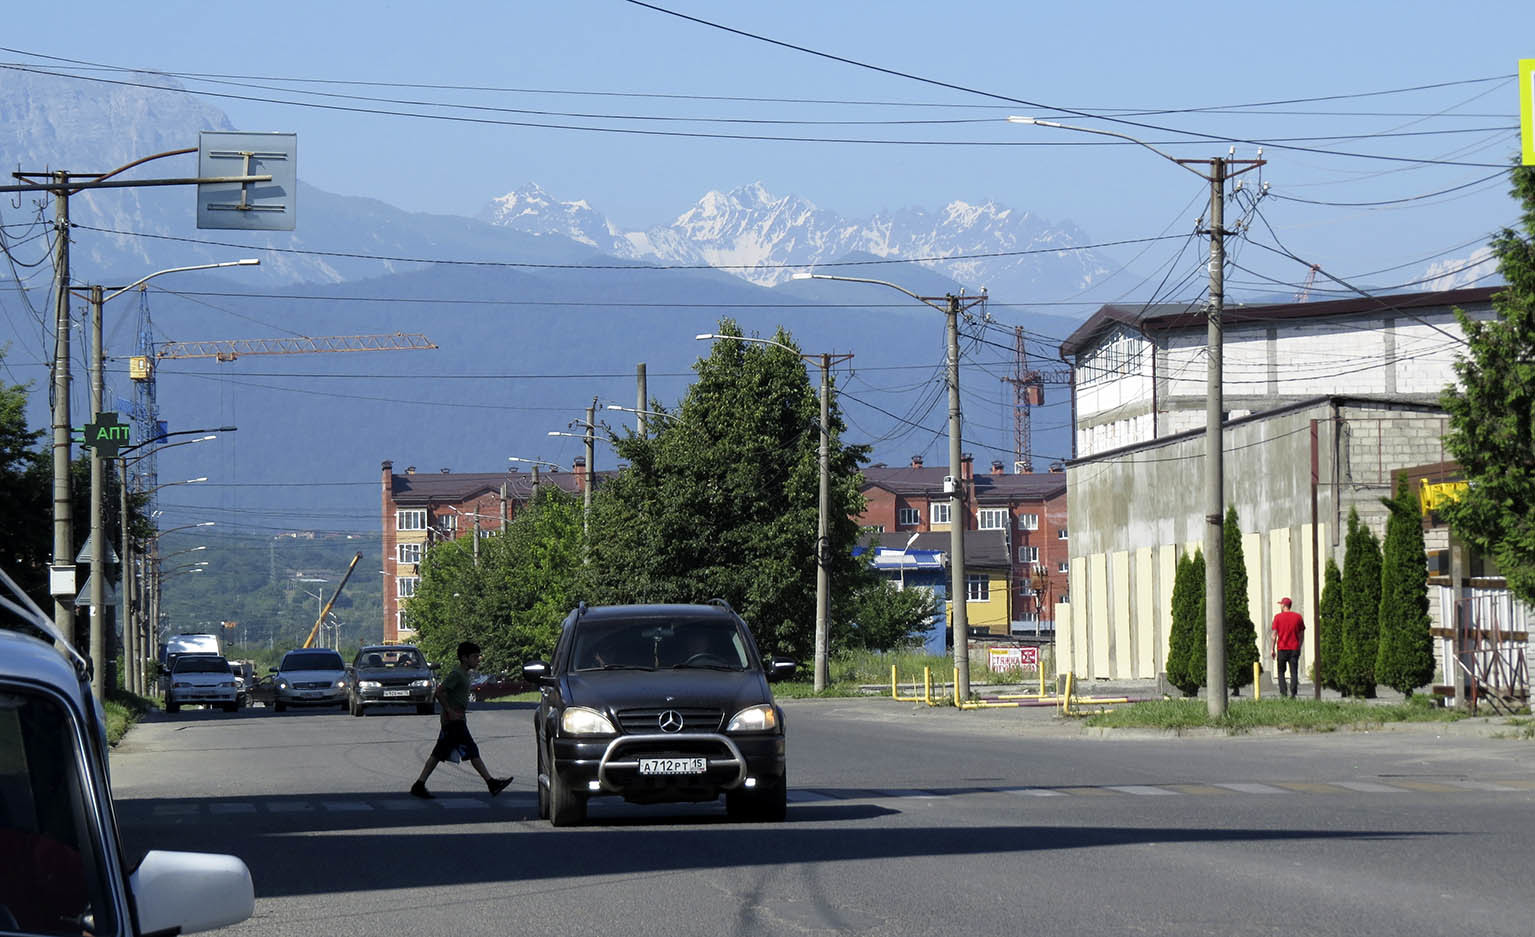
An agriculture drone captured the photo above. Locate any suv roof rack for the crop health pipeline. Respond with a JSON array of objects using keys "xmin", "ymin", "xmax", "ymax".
[{"xmin": 705, "ymin": 598, "xmax": 735, "ymax": 613}]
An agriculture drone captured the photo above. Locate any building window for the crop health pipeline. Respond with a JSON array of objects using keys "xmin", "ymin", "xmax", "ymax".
[
  {"xmin": 1058, "ymin": 561, "xmax": 1069, "ymax": 573},
  {"xmin": 397, "ymin": 577, "xmax": 419, "ymax": 599},
  {"xmin": 1017, "ymin": 580, "xmax": 1037, "ymax": 596},
  {"xmin": 898, "ymin": 507, "xmax": 921, "ymax": 526},
  {"xmin": 398, "ymin": 542, "xmax": 422, "ymax": 565},
  {"xmin": 1018, "ymin": 546, "xmax": 1040, "ymax": 563},
  {"xmin": 397, "ymin": 610, "xmax": 412, "ymax": 634},
  {"xmin": 966, "ymin": 575, "xmax": 989, "ymax": 602},
  {"xmin": 978, "ymin": 508, "xmax": 1007, "ymax": 530},
  {"xmin": 863, "ymin": 524, "xmax": 885, "ymax": 534},
  {"xmin": 931, "ymin": 502, "xmax": 952, "ymax": 525},
  {"xmin": 396, "ymin": 509, "xmax": 426, "ymax": 531},
  {"xmin": 1017, "ymin": 513, "xmax": 1039, "ymax": 530},
  {"xmin": 1058, "ymin": 528, "xmax": 1069, "ymax": 540},
  {"xmin": 437, "ymin": 513, "xmax": 457, "ymax": 533}
]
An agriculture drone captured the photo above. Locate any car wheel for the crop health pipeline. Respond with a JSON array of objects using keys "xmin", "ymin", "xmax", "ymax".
[
  {"xmin": 274, "ymin": 701, "xmax": 286, "ymax": 713},
  {"xmin": 547, "ymin": 746, "xmax": 586, "ymax": 827},
  {"xmin": 350, "ymin": 696, "xmax": 364, "ymax": 717},
  {"xmin": 726, "ymin": 772, "xmax": 787, "ymax": 822}
]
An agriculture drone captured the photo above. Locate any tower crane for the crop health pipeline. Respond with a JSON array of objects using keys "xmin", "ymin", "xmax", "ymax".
[{"xmin": 1002, "ymin": 325, "xmax": 1073, "ymax": 473}]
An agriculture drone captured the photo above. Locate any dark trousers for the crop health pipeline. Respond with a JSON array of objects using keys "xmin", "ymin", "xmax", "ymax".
[{"xmin": 1276, "ymin": 648, "xmax": 1301, "ymax": 698}]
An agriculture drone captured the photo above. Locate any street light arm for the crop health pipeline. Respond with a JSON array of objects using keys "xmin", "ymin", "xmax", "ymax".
[
  {"xmin": 1006, "ymin": 117, "xmax": 1204, "ymax": 177},
  {"xmin": 101, "ymin": 259, "xmax": 259, "ymax": 305},
  {"xmin": 788, "ymin": 273, "xmax": 928, "ymax": 304},
  {"xmin": 508, "ymin": 456, "xmax": 563, "ymax": 470},
  {"xmin": 119, "ymin": 426, "xmax": 236, "ymax": 458}
]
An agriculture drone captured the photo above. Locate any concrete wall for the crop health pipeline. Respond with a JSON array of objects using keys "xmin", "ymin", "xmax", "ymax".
[{"xmin": 1058, "ymin": 398, "xmax": 1451, "ymax": 680}]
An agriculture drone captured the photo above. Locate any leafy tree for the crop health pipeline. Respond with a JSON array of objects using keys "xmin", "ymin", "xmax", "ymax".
[
  {"xmin": 1339, "ymin": 508, "xmax": 1383, "ymax": 697},
  {"xmin": 839, "ymin": 580, "xmax": 939, "ymax": 651},
  {"xmin": 1441, "ymin": 162, "xmax": 1535, "ymax": 606},
  {"xmin": 1376, "ymin": 476, "xmax": 1435, "ymax": 696},
  {"xmin": 412, "ymin": 487, "xmax": 584, "ymax": 673},
  {"xmin": 1317, "ymin": 557, "xmax": 1344, "ymax": 691},
  {"xmin": 0, "ymin": 351, "xmax": 47, "ymax": 594},
  {"xmin": 580, "ymin": 320, "xmax": 870, "ymax": 661},
  {"xmin": 1164, "ymin": 548, "xmax": 1205, "ymax": 696},
  {"xmin": 1223, "ymin": 507, "xmax": 1261, "ymax": 691}
]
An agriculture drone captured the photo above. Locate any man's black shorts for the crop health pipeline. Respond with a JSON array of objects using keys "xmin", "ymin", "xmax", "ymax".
[{"xmin": 431, "ymin": 719, "xmax": 479, "ymax": 763}]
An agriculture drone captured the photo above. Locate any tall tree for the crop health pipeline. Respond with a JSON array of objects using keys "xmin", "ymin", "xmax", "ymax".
[
  {"xmin": 1223, "ymin": 507, "xmax": 1261, "ymax": 691},
  {"xmin": 1376, "ymin": 476, "xmax": 1435, "ymax": 696},
  {"xmin": 1317, "ymin": 556, "xmax": 1345, "ymax": 691},
  {"xmin": 1441, "ymin": 163, "xmax": 1535, "ymax": 605},
  {"xmin": 412, "ymin": 486, "xmax": 584, "ymax": 673},
  {"xmin": 581, "ymin": 320, "xmax": 870, "ymax": 661},
  {"xmin": 1164, "ymin": 548, "xmax": 1205, "ymax": 696},
  {"xmin": 0, "ymin": 351, "xmax": 46, "ymax": 586},
  {"xmin": 1339, "ymin": 507, "xmax": 1383, "ymax": 697}
]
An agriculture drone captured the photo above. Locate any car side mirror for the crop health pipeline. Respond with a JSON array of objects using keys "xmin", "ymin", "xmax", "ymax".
[
  {"xmin": 268, "ymin": 666, "xmax": 278, "ymax": 673},
  {"xmin": 768, "ymin": 657, "xmax": 797, "ymax": 682},
  {"xmin": 522, "ymin": 660, "xmax": 550, "ymax": 683},
  {"xmin": 429, "ymin": 662, "xmax": 440, "ymax": 670},
  {"xmin": 131, "ymin": 850, "xmax": 254, "ymax": 935}
]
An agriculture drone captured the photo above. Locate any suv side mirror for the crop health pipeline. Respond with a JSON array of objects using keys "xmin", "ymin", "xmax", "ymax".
[
  {"xmin": 767, "ymin": 657, "xmax": 797, "ymax": 682},
  {"xmin": 268, "ymin": 666, "xmax": 278, "ymax": 673},
  {"xmin": 522, "ymin": 660, "xmax": 551, "ymax": 683},
  {"xmin": 429, "ymin": 661, "xmax": 441, "ymax": 670}
]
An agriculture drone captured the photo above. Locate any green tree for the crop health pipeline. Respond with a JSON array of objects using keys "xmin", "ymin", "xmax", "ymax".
[
  {"xmin": 581, "ymin": 320, "xmax": 870, "ymax": 661},
  {"xmin": 1339, "ymin": 507, "xmax": 1383, "ymax": 697},
  {"xmin": 0, "ymin": 351, "xmax": 47, "ymax": 592},
  {"xmin": 412, "ymin": 486, "xmax": 584, "ymax": 673},
  {"xmin": 1164, "ymin": 548, "xmax": 1205, "ymax": 696},
  {"xmin": 840, "ymin": 580, "xmax": 939, "ymax": 651},
  {"xmin": 1441, "ymin": 163, "xmax": 1535, "ymax": 606},
  {"xmin": 1376, "ymin": 476, "xmax": 1435, "ymax": 696},
  {"xmin": 1317, "ymin": 557, "xmax": 1344, "ymax": 691},
  {"xmin": 1223, "ymin": 507, "xmax": 1261, "ymax": 691}
]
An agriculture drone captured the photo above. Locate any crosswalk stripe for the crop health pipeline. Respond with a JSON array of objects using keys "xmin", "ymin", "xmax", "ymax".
[
  {"xmin": 1385, "ymin": 780, "xmax": 1462, "ymax": 793},
  {"xmin": 1214, "ymin": 783, "xmax": 1292, "ymax": 794},
  {"xmin": 1274, "ymin": 782, "xmax": 1348, "ymax": 794},
  {"xmin": 1107, "ymin": 785, "xmax": 1179, "ymax": 795},
  {"xmin": 1332, "ymin": 781, "xmax": 1404, "ymax": 793},
  {"xmin": 321, "ymin": 801, "xmax": 374, "ymax": 811},
  {"xmin": 1440, "ymin": 779, "xmax": 1518, "ymax": 791},
  {"xmin": 1165, "ymin": 784, "xmax": 1232, "ymax": 795},
  {"xmin": 208, "ymin": 802, "xmax": 257, "ymax": 814},
  {"xmin": 1010, "ymin": 788, "xmax": 1066, "ymax": 797}
]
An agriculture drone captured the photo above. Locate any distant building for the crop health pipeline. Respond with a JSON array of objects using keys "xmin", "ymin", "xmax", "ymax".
[
  {"xmin": 379, "ymin": 460, "xmax": 591, "ymax": 643},
  {"xmin": 858, "ymin": 455, "xmax": 1068, "ymax": 634}
]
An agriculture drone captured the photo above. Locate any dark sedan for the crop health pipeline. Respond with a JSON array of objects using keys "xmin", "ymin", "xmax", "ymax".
[
  {"xmin": 523, "ymin": 600, "xmax": 796, "ymax": 826},
  {"xmin": 346, "ymin": 645, "xmax": 438, "ymax": 716}
]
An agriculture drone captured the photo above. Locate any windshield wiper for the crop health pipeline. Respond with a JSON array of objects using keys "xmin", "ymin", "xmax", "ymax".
[
  {"xmin": 579, "ymin": 663, "xmax": 655, "ymax": 672},
  {"xmin": 669, "ymin": 663, "xmax": 740, "ymax": 671}
]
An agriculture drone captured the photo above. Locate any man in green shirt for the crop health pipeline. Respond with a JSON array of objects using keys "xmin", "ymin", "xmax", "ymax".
[{"xmin": 410, "ymin": 641, "xmax": 513, "ymax": 798}]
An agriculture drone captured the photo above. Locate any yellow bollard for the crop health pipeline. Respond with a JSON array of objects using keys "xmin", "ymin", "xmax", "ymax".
[
  {"xmin": 892, "ymin": 664, "xmax": 899, "ymax": 700},
  {"xmin": 1254, "ymin": 661, "xmax": 1262, "ymax": 701},
  {"xmin": 924, "ymin": 667, "xmax": 933, "ymax": 705}
]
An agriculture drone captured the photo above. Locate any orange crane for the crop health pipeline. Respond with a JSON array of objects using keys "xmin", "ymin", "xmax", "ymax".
[{"xmin": 302, "ymin": 552, "xmax": 363, "ymax": 649}]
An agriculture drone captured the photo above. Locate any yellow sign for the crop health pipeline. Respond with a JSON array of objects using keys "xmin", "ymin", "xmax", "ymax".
[
  {"xmin": 1523, "ymin": 59, "xmax": 1535, "ymax": 166},
  {"xmin": 1420, "ymin": 479, "xmax": 1468, "ymax": 514}
]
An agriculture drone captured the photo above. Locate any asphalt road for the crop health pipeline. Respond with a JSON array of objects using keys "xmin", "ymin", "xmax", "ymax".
[{"xmin": 110, "ymin": 698, "xmax": 1535, "ymax": 937}]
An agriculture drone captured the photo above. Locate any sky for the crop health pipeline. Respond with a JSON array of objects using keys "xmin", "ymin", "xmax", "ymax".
[
  {"xmin": 3, "ymin": 0, "xmax": 1528, "ymax": 295},
  {"xmin": 1, "ymin": 1, "xmax": 1531, "ymax": 539}
]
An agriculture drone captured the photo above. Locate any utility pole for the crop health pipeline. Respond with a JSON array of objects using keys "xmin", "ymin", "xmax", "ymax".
[
  {"xmin": 585, "ymin": 399, "xmax": 596, "ymax": 525},
  {"xmin": 945, "ymin": 294, "xmax": 973, "ymax": 701},
  {"xmin": 636, "ymin": 364, "xmax": 648, "ymax": 439},
  {"xmin": 50, "ymin": 173, "xmax": 74, "ymax": 646},
  {"xmin": 1203, "ymin": 157, "xmax": 1229, "ymax": 716},
  {"xmin": 89, "ymin": 285, "xmax": 108, "ymax": 700},
  {"xmin": 813, "ymin": 354, "xmax": 832, "ymax": 692}
]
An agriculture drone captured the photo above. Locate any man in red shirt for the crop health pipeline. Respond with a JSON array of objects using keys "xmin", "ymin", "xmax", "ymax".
[{"xmin": 1270, "ymin": 597, "xmax": 1306, "ymax": 698}]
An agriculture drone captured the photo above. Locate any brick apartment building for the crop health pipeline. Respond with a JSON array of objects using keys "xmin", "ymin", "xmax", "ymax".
[{"xmin": 859, "ymin": 454, "xmax": 1068, "ymax": 633}]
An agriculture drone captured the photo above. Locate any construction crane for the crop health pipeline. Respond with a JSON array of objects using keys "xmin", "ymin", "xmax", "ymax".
[
  {"xmin": 1295, "ymin": 264, "xmax": 1321, "ymax": 303},
  {"xmin": 1002, "ymin": 325, "xmax": 1073, "ymax": 473}
]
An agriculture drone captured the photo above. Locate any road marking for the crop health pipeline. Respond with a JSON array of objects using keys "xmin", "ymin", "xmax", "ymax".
[
  {"xmin": 1440, "ymin": 779, "xmax": 1519, "ymax": 791},
  {"xmin": 1213, "ymin": 782, "xmax": 1292, "ymax": 794},
  {"xmin": 322, "ymin": 801, "xmax": 374, "ymax": 811},
  {"xmin": 378, "ymin": 798, "xmax": 434, "ymax": 810},
  {"xmin": 1332, "ymin": 781, "xmax": 1404, "ymax": 793},
  {"xmin": 151, "ymin": 804, "xmax": 199, "ymax": 816},
  {"xmin": 266, "ymin": 802, "xmax": 314, "ymax": 813},
  {"xmin": 1056, "ymin": 786, "xmax": 1117, "ymax": 797},
  {"xmin": 1273, "ymin": 782, "xmax": 1348, "ymax": 794},
  {"xmin": 1009, "ymin": 788, "xmax": 1066, "ymax": 797},
  {"xmin": 1107, "ymin": 785, "xmax": 1180, "ymax": 796},
  {"xmin": 1493, "ymin": 778, "xmax": 1535, "ymax": 790},
  {"xmin": 1385, "ymin": 780, "xmax": 1463, "ymax": 793},
  {"xmin": 1165, "ymin": 784, "xmax": 1232, "ymax": 795},
  {"xmin": 436, "ymin": 797, "xmax": 485, "ymax": 809}
]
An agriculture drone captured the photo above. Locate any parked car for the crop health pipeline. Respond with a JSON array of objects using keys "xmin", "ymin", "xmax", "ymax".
[
  {"xmin": 470, "ymin": 671, "xmax": 533, "ymax": 702},
  {"xmin": 1, "ymin": 565, "xmax": 254, "ymax": 935},
  {"xmin": 523, "ymin": 600, "xmax": 796, "ymax": 826},
  {"xmin": 166, "ymin": 654, "xmax": 240, "ymax": 713},
  {"xmin": 270, "ymin": 649, "xmax": 348, "ymax": 712},
  {"xmin": 157, "ymin": 632, "xmax": 222, "ymax": 692},
  {"xmin": 346, "ymin": 644, "xmax": 438, "ymax": 716}
]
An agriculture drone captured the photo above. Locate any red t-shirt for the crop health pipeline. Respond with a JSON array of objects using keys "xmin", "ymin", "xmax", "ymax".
[{"xmin": 1271, "ymin": 610, "xmax": 1305, "ymax": 650}]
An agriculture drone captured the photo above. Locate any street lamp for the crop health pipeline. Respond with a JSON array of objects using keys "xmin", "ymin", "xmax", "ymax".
[
  {"xmin": 298, "ymin": 578, "xmax": 327, "ymax": 646},
  {"xmin": 134, "ymin": 519, "xmax": 216, "ymax": 695},
  {"xmin": 549, "ymin": 399, "xmax": 600, "ymax": 538},
  {"xmin": 1008, "ymin": 116, "xmax": 1265, "ymax": 715},
  {"xmin": 696, "ymin": 332, "xmax": 853, "ymax": 694},
  {"xmin": 790, "ymin": 273, "xmax": 985, "ymax": 702},
  {"xmin": 72, "ymin": 259, "xmax": 257, "ymax": 702}
]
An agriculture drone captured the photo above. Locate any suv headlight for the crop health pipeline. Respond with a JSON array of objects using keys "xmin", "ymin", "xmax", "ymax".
[
  {"xmin": 172, "ymin": 681, "xmax": 190, "ymax": 689},
  {"xmin": 276, "ymin": 679, "xmax": 290, "ymax": 690},
  {"xmin": 335, "ymin": 679, "xmax": 347, "ymax": 688},
  {"xmin": 560, "ymin": 706, "xmax": 616, "ymax": 736},
  {"xmin": 726, "ymin": 704, "xmax": 778, "ymax": 733},
  {"xmin": 358, "ymin": 680, "xmax": 381, "ymax": 690},
  {"xmin": 409, "ymin": 679, "xmax": 431, "ymax": 688}
]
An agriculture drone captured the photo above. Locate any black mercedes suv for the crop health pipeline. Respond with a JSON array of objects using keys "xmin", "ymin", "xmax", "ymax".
[{"xmin": 523, "ymin": 600, "xmax": 796, "ymax": 826}]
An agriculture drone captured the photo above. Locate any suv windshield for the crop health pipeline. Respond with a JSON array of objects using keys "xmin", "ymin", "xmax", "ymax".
[
  {"xmin": 571, "ymin": 617, "xmax": 748, "ymax": 671},
  {"xmin": 173, "ymin": 656, "xmax": 230, "ymax": 674},
  {"xmin": 356, "ymin": 649, "xmax": 424, "ymax": 669},
  {"xmin": 282, "ymin": 652, "xmax": 344, "ymax": 672}
]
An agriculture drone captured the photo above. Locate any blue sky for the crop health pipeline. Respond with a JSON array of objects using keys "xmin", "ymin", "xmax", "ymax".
[{"xmin": 5, "ymin": 0, "xmax": 1528, "ymax": 299}]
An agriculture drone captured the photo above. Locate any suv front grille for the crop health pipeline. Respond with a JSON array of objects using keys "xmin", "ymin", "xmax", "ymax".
[{"xmin": 615, "ymin": 707, "xmax": 723, "ymax": 733}]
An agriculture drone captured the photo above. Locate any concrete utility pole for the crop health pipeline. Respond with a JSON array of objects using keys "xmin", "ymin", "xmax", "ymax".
[
  {"xmin": 636, "ymin": 363, "xmax": 648, "ymax": 439},
  {"xmin": 1006, "ymin": 117, "xmax": 1262, "ymax": 717},
  {"xmin": 50, "ymin": 172, "xmax": 73, "ymax": 645}
]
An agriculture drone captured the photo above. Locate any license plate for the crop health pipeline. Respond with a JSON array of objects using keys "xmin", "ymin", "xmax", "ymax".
[
  {"xmin": 383, "ymin": 689, "xmax": 410, "ymax": 698},
  {"xmin": 638, "ymin": 757, "xmax": 707, "ymax": 775}
]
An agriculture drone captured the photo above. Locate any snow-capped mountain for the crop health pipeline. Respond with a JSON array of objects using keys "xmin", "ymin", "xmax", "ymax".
[{"xmin": 483, "ymin": 181, "xmax": 1111, "ymax": 300}]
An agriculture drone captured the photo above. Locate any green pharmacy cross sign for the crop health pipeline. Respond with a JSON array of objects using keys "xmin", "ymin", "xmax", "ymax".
[{"xmin": 79, "ymin": 412, "xmax": 131, "ymax": 459}]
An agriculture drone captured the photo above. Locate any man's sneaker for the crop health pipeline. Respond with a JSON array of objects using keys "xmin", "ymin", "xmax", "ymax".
[
  {"xmin": 487, "ymin": 776, "xmax": 513, "ymax": 797},
  {"xmin": 410, "ymin": 781, "xmax": 433, "ymax": 799}
]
